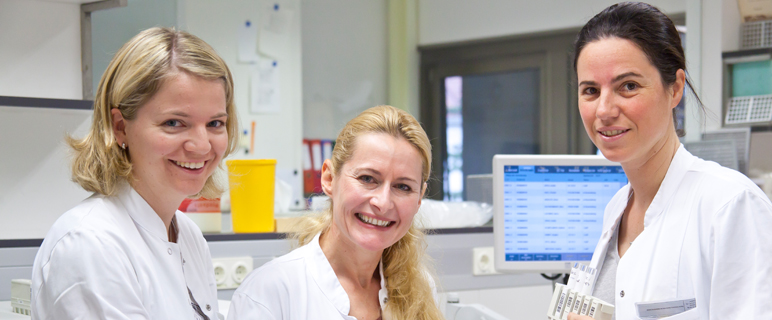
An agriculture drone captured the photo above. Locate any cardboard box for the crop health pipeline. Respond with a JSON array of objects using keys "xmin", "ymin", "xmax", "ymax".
[
  {"xmin": 739, "ymin": 0, "xmax": 772, "ymax": 22},
  {"xmin": 275, "ymin": 216, "xmax": 306, "ymax": 233}
]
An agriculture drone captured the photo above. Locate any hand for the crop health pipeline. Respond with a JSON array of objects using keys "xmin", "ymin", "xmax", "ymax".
[{"xmin": 566, "ymin": 312, "xmax": 595, "ymax": 320}]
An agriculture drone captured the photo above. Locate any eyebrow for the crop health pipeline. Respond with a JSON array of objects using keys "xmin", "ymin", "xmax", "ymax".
[
  {"xmin": 611, "ymin": 72, "xmax": 643, "ymax": 83},
  {"xmin": 356, "ymin": 168, "xmax": 420, "ymax": 184},
  {"xmin": 578, "ymin": 72, "xmax": 643, "ymax": 87},
  {"xmin": 167, "ymin": 111, "xmax": 228, "ymax": 119}
]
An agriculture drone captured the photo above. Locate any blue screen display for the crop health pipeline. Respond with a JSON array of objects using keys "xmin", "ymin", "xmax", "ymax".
[{"xmin": 503, "ymin": 165, "xmax": 627, "ymax": 262}]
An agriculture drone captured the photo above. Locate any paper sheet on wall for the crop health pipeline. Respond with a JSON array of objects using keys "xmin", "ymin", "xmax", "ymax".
[
  {"xmin": 237, "ymin": 20, "xmax": 259, "ymax": 63},
  {"xmin": 250, "ymin": 58, "xmax": 281, "ymax": 114},
  {"xmin": 258, "ymin": 3, "xmax": 294, "ymax": 58}
]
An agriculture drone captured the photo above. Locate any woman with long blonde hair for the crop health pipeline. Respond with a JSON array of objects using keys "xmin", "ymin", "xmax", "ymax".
[
  {"xmin": 228, "ymin": 105, "xmax": 443, "ymax": 320},
  {"xmin": 31, "ymin": 27, "xmax": 238, "ymax": 320}
]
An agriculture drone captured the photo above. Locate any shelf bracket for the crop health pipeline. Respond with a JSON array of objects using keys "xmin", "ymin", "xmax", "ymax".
[{"xmin": 80, "ymin": 0, "xmax": 127, "ymax": 100}]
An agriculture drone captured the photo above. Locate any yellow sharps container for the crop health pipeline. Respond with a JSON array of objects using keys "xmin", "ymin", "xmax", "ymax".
[{"xmin": 227, "ymin": 159, "xmax": 276, "ymax": 233}]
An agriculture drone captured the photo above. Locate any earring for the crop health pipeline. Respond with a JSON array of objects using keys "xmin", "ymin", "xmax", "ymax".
[{"xmin": 121, "ymin": 143, "xmax": 126, "ymax": 150}]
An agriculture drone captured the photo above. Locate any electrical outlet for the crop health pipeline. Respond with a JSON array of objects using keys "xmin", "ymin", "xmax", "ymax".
[
  {"xmin": 472, "ymin": 247, "xmax": 500, "ymax": 276},
  {"xmin": 212, "ymin": 257, "xmax": 253, "ymax": 289}
]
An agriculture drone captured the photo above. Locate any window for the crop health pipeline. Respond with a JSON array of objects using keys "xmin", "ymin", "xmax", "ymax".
[{"xmin": 420, "ymin": 30, "xmax": 595, "ymax": 200}]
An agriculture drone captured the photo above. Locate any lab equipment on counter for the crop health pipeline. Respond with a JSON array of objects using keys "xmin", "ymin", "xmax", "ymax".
[
  {"xmin": 179, "ymin": 198, "xmax": 221, "ymax": 233},
  {"xmin": 492, "ymin": 155, "xmax": 627, "ymax": 273},
  {"xmin": 466, "ymin": 174, "xmax": 493, "ymax": 204},
  {"xmin": 701, "ymin": 128, "xmax": 751, "ymax": 175},
  {"xmin": 308, "ymin": 195, "xmax": 330, "ymax": 211},
  {"xmin": 684, "ymin": 140, "xmax": 739, "ymax": 172},
  {"xmin": 10, "ymin": 279, "xmax": 30, "ymax": 316},
  {"xmin": 227, "ymin": 159, "xmax": 276, "ymax": 233}
]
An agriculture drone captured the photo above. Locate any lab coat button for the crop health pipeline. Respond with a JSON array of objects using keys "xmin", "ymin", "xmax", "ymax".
[
  {"xmin": 167, "ymin": 248, "xmax": 172, "ymax": 255},
  {"xmin": 206, "ymin": 304, "xmax": 211, "ymax": 311},
  {"xmin": 620, "ymin": 290, "xmax": 625, "ymax": 297}
]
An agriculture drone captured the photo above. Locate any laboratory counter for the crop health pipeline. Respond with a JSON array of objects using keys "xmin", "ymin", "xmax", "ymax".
[{"xmin": 0, "ymin": 226, "xmax": 552, "ymax": 303}]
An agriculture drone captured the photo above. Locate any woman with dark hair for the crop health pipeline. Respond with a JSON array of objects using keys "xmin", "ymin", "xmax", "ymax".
[{"xmin": 569, "ymin": 2, "xmax": 772, "ymax": 319}]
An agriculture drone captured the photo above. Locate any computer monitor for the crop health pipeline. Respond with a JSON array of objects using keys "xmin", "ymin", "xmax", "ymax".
[{"xmin": 493, "ymin": 155, "xmax": 628, "ymax": 273}]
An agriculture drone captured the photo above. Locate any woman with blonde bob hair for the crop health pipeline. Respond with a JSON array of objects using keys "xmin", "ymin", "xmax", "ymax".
[
  {"xmin": 32, "ymin": 27, "xmax": 238, "ymax": 320},
  {"xmin": 228, "ymin": 105, "xmax": 443, "ymax": 320}
]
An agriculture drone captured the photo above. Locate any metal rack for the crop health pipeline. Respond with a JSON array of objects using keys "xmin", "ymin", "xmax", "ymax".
[{"xmin": 742, "ymin": 20, "xmax": 772, "ymax": 49}]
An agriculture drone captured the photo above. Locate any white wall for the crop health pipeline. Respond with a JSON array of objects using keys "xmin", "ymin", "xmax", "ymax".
[
  {"xmin": 301, "ymin": 0, "xmax": 388, "ymax": 139},
  {"xmin": 0, "ymin": 0, "xmax": 92, "ymax": 239},
  {"xmin": 0, "ymin": 107, "xmax": 92, "ymax": 240},
  {"xmin": 417, "ymin": 0, "xmax": 687, "ymax": 46},
  {"xmin": 684, "ymin": 0, "xmax": 741, "ymax": 140},
  {"xmin": 0, "ymin": 0, "xmax": 82, "ymax": 99},
  {"xmin": 180, "ymin": 0, "xmax": 304, "ymax": 208}
]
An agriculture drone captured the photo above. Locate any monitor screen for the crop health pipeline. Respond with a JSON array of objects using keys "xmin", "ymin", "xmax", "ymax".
[{"xmin": 493, "ymin": 155, "xmax": 627, "ymax": 273}]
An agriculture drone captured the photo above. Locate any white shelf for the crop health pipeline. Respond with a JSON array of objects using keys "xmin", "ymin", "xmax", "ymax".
[{"xmin": 40, "ymin": 0, "xmax": 103, "ymax": 4}]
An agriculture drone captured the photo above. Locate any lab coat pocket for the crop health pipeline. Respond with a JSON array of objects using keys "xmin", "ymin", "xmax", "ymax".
[
  {"xmin": 658, "ymin": 308, "xmax": 699, "ymax": 320},
  {"xmin": 635, "ymin": 298, "xmax": 697, "ymax": 320}
]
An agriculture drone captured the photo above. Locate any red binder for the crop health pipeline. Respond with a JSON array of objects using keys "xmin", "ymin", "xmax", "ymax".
[
  {"xmin": 302, "ymin": 139, "xmax": 315, "ymax": 195},
  {"xmin": 310, "ymin": 139, "xmax": 323, "ymax": 194}
]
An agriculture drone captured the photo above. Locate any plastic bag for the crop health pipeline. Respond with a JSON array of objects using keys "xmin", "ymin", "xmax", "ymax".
[{"xmin": 415, "ymin": 199, "xmax": 493, "ymax": 229}]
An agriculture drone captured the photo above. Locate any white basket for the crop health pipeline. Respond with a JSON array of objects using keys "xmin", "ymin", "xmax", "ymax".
[
  {"xmin": 742, "ymin": 20, "xmax": 772, "ymax": 49},
  {"xmin": 725, "ymin": 94, "xmax": 772, "ymax": 125}
]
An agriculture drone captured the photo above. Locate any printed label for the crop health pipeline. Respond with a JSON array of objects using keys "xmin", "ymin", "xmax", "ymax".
[{"xmin": 636, "ymin": 298, "xmax": 696, "ymax": 319}]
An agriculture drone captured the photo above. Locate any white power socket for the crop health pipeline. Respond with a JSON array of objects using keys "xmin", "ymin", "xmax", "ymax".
[
  {"xmin": 212, "ymin": 257, "xmax": 254, "ymax": 289},
  {"xmin": 472, "ymin": 247, "xmax": 500, "ymax": 276}
]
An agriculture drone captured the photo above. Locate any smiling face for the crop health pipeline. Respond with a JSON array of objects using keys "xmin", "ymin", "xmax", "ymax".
[
  {"xmin": 322, "ymin": 133, "xmax": 425, "ymax": 252},
  {"xmin": 576, "ymin": 37, "xmax": 684, "ymax": 166},
  {"xmin": 113, "ymin": 72, "xmax": 228, "ymax": 203}
]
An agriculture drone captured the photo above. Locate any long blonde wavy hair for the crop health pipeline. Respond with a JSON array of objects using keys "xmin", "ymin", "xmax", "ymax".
[
  {"xmin": 293, "ymin": 105, "xmax": 443, "ymax": 320},
  {"xmin": 68, "ymin": 27, "xmax": 238, "ymax": 198}
]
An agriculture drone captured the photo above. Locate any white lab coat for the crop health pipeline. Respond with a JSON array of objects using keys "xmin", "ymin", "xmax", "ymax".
[
  {"xmin": 589, "ymin": 145, "xmax": 772, "ymax": 319},
  {"xmin": 31, "ymin": 183, "xmax": 219, "ymax": 320},
  {"xmin": 227, "ymin": 233, "xmax": 438, "ymax": 320}
]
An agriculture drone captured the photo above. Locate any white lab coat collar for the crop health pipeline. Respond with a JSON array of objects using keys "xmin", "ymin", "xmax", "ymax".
[
  {"xmin": 641, "ymin": 144, "xmax": 696, "ymax": 228},
  {"xmin": 115, "ymin": 182, "xmax": 174, "ymax": 243},
  {"xmin": 307, "ymin": 233, "xmax": 389, "ymax": 316},
  {"xmin": 591, "ymin": 144, "xmax": 696, "ymax": 270}
]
